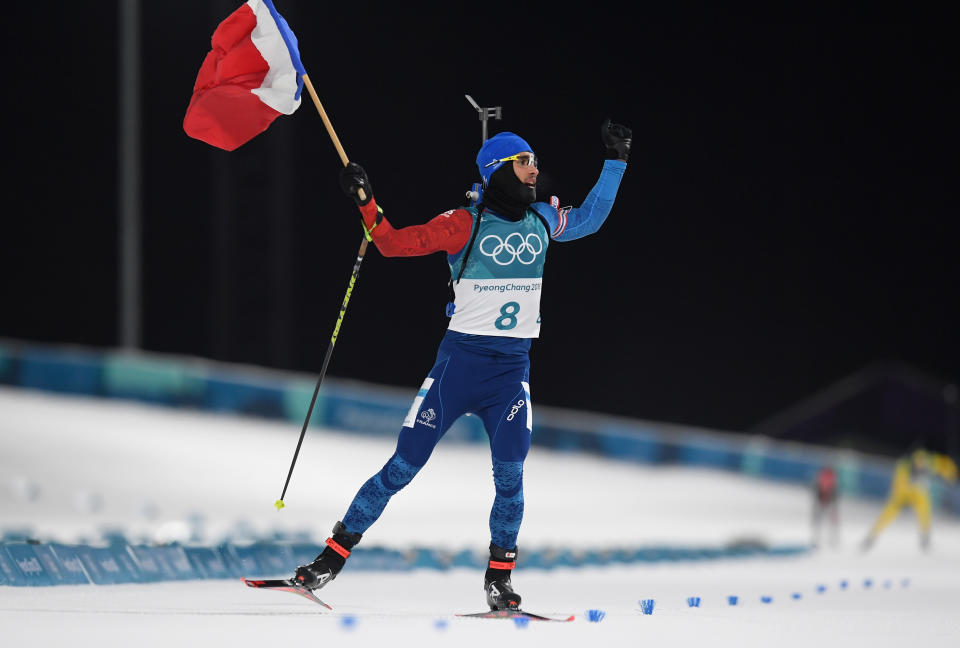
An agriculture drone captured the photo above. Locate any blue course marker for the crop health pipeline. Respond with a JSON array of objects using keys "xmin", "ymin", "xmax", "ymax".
[
  {"xmin": 513, "ymin": 616, "xmax": 530, "ymax": 629},
  {"xmin": 791, "ymin": 592, "xmax": 802, "ymax": 600},
  {"xmin": 864, "ymin": 579, "xmax": 873, "ymax": 589},
  {"xmin": 586, "ymin": 609, "xmax": 606, "ymax": 622},
  {"xmin": 840, "ymin": 580, "xmax": 848, "ymax": 590},
  {"xmin": 686, "ymin": 596, "xmax": 701, "ymax": 608},
  {"xmin": 816, "ymin": 584, "xmax": 827, "ymax": 594},
  {"xmin": 640, "ymin": 599, "xmax": 655, "ymax": 615},
  {"xmin": 761, "ymin": 596, "xmax": 773, "ymax": 604},
  {"xmin": 727, "ymin": 595, "xmax": 738, "ymax": 606},
  {"xmin": 340, "ymin": 615, "xmax": 357, "ymax": 630}
]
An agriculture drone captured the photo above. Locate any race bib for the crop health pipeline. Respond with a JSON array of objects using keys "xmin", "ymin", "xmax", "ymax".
[{"xmin": 447, "ymin": 212, "xmax": 548, "ymax": 338}]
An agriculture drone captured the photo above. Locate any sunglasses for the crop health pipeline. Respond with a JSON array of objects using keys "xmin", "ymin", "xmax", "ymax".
[{"xmin": 484, "ymin": 153, "xmax": 538, "ymax": 169}]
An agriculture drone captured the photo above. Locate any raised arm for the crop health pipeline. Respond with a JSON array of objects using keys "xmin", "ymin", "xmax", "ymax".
[
  {"xmin": 531, "ymin": 119, "xmax": 631, "ymax": 242},
  {"xmin": 340, "ymin": 162, "xmax": 473, "ymax": 257}
]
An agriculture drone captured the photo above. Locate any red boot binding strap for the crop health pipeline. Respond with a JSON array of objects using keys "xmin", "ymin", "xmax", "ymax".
[
  {"xmin": 488, "ymin": 560, "xmax": 516, "ymax": 570},
  {"xmin": 326, "ymin": 538, "xmax": 351, "ymax": 559}
]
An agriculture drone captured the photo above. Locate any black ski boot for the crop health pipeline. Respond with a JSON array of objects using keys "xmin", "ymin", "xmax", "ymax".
[
  {"xmin": 294, "ymin": 521, "xmax": 362, "ymax": 591},
  {"xmin": 484, "ymin": 543, "xmax": 521, "ymax": 610}
]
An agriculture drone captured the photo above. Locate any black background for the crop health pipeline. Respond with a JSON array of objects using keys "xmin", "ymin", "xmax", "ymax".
[{"xmin": 3, "ymin": 5, "xmax": 957, "ymax": 444}]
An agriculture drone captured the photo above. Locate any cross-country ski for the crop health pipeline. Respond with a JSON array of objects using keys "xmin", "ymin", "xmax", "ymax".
[
  {"xmin": 241, "ymin": 577, "xmax": 332, "ymax": 610},
  {"xmin": 456, "ymin": 609, "xmax": 575, "ymax": 622}
]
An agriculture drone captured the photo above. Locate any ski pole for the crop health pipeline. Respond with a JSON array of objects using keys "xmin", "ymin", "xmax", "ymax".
[
  {"xmin": 275, "ymin": 73, "xmax": 369, "ymax": 511},
  {"xmin": 275, "ymin": 237, "xmax": 368, "ymax": 510}
]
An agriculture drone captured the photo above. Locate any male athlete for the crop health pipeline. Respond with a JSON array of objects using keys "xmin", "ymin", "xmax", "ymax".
[{"xmin": 292, "ymin": 119, "xmax": 631, "ymax": 610}]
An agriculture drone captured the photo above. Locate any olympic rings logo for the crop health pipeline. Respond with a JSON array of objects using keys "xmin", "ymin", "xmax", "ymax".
[{"xmin": 478, "ymin": 233, "xmax": 543, "ymax": 266}]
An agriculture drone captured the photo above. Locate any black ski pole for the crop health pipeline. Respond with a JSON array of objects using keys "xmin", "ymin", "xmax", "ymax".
[{"xmin": 275, "ymin": 235, "xmax": 369, "ymax": 510}]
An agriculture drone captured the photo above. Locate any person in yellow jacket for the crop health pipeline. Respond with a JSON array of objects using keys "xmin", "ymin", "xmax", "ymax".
[{"xmin": 861, "ymin": 448, "xmax": 958, "ymax": 551}]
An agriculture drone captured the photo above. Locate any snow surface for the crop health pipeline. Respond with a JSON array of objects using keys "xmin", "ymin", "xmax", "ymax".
[{"xmin": 1, "ymin": 386, "xmax": 959, "ymax": 647}]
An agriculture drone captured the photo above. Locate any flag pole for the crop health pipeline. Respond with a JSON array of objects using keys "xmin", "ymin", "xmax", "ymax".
[
  {"xmin": 274, "ymin": 73, "xmax": 370, "ymax": 511},
  {"xmin": 299, "ymin": 72, "xmax": 367, "ymax": 246},
  {"xmin": 302, "ymin": 75, "xmax": 351, "ymax": 167}
]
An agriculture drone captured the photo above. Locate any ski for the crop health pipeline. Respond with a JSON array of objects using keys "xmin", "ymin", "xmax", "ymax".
[
  {"xmin": 241, "ymin": 578, "xmax": 333, "ymax": 610},
  {"xmin": 456, "ymin": 609, "xmax": 575, "ymax": 622}
]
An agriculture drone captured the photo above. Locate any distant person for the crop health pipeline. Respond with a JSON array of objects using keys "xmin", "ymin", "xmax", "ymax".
[
  {"xmin": 861, "ymin": 448, "xmax": 958, "ymax": 551},
  {"xmin": 811, "ymin": 465, "xmax": 840, "ymax": 548},
  {"xmin": 290, "ymin": 120, "xmax": 631, "ymax": 610}
]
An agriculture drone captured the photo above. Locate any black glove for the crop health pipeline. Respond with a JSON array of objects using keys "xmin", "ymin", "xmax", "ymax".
[
  {"xmin": 601, "ymin": 118, "xmax": 632, "ymax": 161},
  {"xmin": 339, "ymin": 161, "xmax": 373, "ymax": 206}
]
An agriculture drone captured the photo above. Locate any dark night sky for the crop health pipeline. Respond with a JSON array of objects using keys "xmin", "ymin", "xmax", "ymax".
[{"xmin": 3, "ymin": 5, "xmax": 958, "ymax": 438}]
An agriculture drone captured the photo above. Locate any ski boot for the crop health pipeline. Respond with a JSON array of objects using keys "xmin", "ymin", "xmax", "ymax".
[
  {"xmin": 484, "ymin": 543, "xmax": 521, "ymax": 610},
  {"xmin": 294, "ymin": 521, "xmax": 362, "ymax": 591}
]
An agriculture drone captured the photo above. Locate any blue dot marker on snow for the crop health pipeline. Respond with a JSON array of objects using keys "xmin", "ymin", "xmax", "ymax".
[
  {"xmin": 883, "ymin": 580, "xmax": 892, "ymax": 589},
  {"xmin": 840, "ymin": 580, "xmax": 848, "ymax": 590},
  {"xmin": 686, "ymin": 596, "xmax": 701, "ymax": 608},
  {"xmin": 513, "ymin": 616, "xmax": 530, "ymax": 629},
  {"xmin": 901, "ymin": 578, "xmax": 910, "ymax": 588},
  {"xmin": 433, "ymin": 619, "xmax": 449, "ymax": 631},
  {"xmin": 586, "ymin": 609, "xmax": 606, "ymax": 622},
  {"xmin": 640, "ymin": 599, "xmax": 655, "ymax": 615},
  {"xmin": 728, "ymin": 595, "xmax": 738, "ymax": 606},
  {"xmin": 792, "ymin": 592, "xmax": 802, "ymax": 600},
  {"xmin": 339, "ymin": 615, "xmax": 357, "ymax": 630},
  {"xmin": 864, "ymin": 579, "xmax": 873, "ymax": 589},
  {"xmin": 816, "ymin": 584, "xmax": 827, "ymax": 593},
  {"xmin": 761, "ymin": 596, "xmax": 773, "ymax": 604}
]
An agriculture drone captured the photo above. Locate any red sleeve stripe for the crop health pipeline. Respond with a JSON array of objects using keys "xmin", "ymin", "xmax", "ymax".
[
  {"xmin": 554, "ymin": 208, "xmax": 569, "ymax": 237},
  {"xmin": 547, "ymin": 195, "xmax": 569, "ymax": 237}
]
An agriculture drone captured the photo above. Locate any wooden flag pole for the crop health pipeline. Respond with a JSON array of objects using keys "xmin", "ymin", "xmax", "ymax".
[
  {"xmin": 274, "ymin": 74, "xmax": 370, "ymax": 511},
  {"xmin": 302, "ymin": 74, "xmax": 350, "ymax": 166},
  {"xmin": 300, "ymin": 73, "xmax": 369, "ymax": 221}
]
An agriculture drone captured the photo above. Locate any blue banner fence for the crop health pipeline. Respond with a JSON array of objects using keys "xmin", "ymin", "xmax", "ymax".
[{"xmin": 0, "ymin": 539, "xmax": 809, "ymax": 587}]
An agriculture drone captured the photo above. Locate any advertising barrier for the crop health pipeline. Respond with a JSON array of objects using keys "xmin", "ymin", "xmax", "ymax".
[{"xmin": 0, "ymin": 540, "xmax": 809, "ymax": 587}]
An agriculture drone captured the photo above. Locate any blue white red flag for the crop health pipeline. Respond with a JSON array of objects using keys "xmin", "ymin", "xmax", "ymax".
[{"xmin": 183, "ymin": 0, "xmax": 306, "ymax": 151}]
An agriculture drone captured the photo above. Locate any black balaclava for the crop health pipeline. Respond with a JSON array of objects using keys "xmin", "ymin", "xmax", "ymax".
[{"xmin": 482, "ymin": 163, "xmax": 536, "ymax": 222}]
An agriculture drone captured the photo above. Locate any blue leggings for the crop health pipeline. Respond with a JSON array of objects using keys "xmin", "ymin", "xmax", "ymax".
[{"xmin": 341, "ymin": 336, "xmax": 532, "ymax": 549}]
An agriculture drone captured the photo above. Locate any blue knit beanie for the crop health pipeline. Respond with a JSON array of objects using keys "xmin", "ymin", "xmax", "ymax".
[{"xmin": 476, "ymin": 132, "xmax": 534, "ymax": 186}]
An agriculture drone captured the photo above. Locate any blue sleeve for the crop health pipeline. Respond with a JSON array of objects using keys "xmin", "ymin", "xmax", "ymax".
[{"xmin": 530, "ymin": 159, "xmax": 626, "ymax": 242}]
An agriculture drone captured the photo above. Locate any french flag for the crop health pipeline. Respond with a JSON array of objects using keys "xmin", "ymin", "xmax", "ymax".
[{"xmin": 183, "ymin": 0, "xmax": 306, "ymax": 151}]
